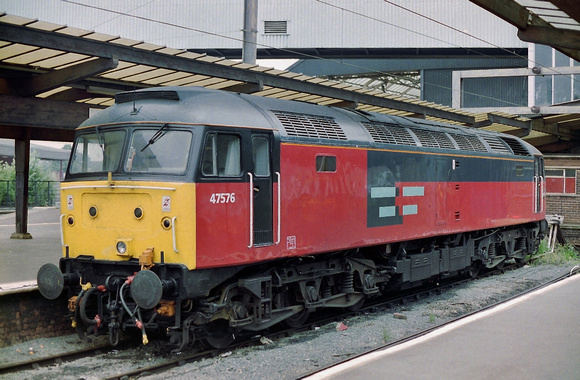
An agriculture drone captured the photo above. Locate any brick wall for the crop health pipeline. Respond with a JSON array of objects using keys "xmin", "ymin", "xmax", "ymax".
[
  {"xmin": 544, "ymin": 155, "xmax": 580, "ymax": 246},
  {"xmin": 0, "ymin": 290, "xmax": 70, "ymax": 348}
]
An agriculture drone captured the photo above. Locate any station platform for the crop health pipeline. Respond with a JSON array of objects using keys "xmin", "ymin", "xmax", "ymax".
[
  {"xmin": 306, "ymin": 273, "xmax": 580, "ymax": 380},
  {"xmin": 0, "ymin": 207, "xmax": 62, "ymax": 289}
]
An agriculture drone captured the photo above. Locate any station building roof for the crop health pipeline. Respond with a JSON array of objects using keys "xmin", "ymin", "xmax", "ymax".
[{"xmin": 0, "ymin": 12, "xmax": 578, "ymax": 152}]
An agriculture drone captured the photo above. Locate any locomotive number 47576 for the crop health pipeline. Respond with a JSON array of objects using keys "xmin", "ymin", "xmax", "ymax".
[{"xmin": 209, "ymin": 193, "xmax": 236, "ymax": 204}]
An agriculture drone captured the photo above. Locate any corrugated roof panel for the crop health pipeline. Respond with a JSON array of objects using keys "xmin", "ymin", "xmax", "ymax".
[
  {"xmin": 154, "ymin": 47, "xmax": 184, "ymax": 56},
  {"xmin": 196, "ymin": 55, "xmax": 224, "ymax": 64},
  {"xmin": 0, "ymin": 44, "xmax": 37, "ymax": 60},
  {"xmin": 253, "ymin": 87, "xmax": 289, "ymax": 97},
  {"xmin": 122, "ymin": 68, "xmax": 176, "ymax": 83},
  {"xmin": 84, "ymin": 32, "xmax": 119, "ymax": 43},
  {"xmin": 175, "ymin": 51, "xmax": 205, "ymax": 59},
  {"xmin": 267, "ymin": 89, "xmax": 302, "ymax": 99},
  {"xmin": 278, "ymin": 92, "xmax": 310, "ymax": 101},
  {"xmin": 41, "ymin": 53, "xmax": 93, "ymax": 69},
  {"xmin": 0, "ymin": 14, "xmax": 34, "ymax": 26},
  {"xmin": 142, "ymin": 71, "xmax": 190, "ymax": 85},
  {"xmin": 55, "ymin": 26, "xmax": 92, "ymax": 37},
  {"xmin": 100, "ymin": 64, "xmax": 157, "ymax": 80},
  {"xmin": 158, "ymin": 74, "xmax": 204, "ymax": 86},
  {"xmin": 110, "ymin": 37, "xmax": 142, "ymax": 47},
  {"xmin": 133, "ymin": 42, "xmax": 165, "ymax": 52},
  {"xmin": 35, "ymin": 86, "xmax": 72, "ymax": 99},
  {"xmin": 28, "ymin": 20, "xmax": 63, "ymax": 31},
  {"xmin": 4, "ymin": 48, "xmax": 61, "ymax": 65},
  {"xmin": 188, "ymin": 77, "xmax": 226, "ymax": 87},
  {"xmin": 207, "ymin": 80, "xmax": 243, "ymax": 89},
  {"xmin": 82, "ymin": 97, "xmax": 112, "ymax": 105},
  {"xmin": 133, "ymin": 68, "xmax": 177, "ymax": 84}
]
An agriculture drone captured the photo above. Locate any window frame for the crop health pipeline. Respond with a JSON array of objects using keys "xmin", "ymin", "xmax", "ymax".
[
  {"xmin": 545, "ymin": 167, "xmax": 577, "ymax": 195},
  {"xmin": 200, "ymin": 132, "xmax": 243, "ymax": 178},
  {"xmin": 316, "ymin": 154, "xmax": 337, "ymax": 173}
]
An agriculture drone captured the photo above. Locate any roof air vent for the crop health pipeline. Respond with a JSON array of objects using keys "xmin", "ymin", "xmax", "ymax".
[
  {"xmin": 363, "ymin": 122, "xmax": 417, "ymax": 146},
  {"xmin": 273, "ymin": 111, "xmax": 346, "ymax": 140},
  {"xmin": 264, "ymin": 20, "xmax": 288, "ymax": 34},
  {"xmin": 500, "ymin": 137, "xmax": 530, "ymax": 156}
]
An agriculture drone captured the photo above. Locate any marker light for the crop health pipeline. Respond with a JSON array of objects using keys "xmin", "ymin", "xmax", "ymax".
[{"xmin": 89, "ymin": 206, "xmax": 98, "ymax": 218}]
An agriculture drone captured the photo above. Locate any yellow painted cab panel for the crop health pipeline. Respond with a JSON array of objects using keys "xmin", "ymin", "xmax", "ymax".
[{"xmin": 60, "ymin": 180, "xmax": 196, "ymax": 269}]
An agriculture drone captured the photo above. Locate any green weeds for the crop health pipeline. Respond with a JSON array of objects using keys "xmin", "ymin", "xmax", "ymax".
[{"xmin": 532, "ymin": 238, "xmax": 579, "ymax": 265}]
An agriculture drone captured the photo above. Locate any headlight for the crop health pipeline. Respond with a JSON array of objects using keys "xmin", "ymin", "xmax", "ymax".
[{"xmin": 116, "ymin": 241, "xmax": 127, "ymax": 254}]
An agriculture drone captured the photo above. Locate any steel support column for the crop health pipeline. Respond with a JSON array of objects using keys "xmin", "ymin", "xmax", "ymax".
[{"xmin": 10, "ymin": 137, "xmax": 32, "ymax": 239}]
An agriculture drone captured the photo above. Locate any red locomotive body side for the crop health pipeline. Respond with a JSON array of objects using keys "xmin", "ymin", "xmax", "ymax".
[{"xmin": 195, "ymin": 141, "xmax": 545, "ymax": 269}]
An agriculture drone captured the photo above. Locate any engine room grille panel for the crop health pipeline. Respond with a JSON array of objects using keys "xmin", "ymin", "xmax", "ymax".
[
  {"xmin": 449, "ymin": 134, "xmax": 487, "ymax": 152},
  {"xmin": 273, "ymin": 111, "xmax": 347, "ymax": 140},
  {"xmin": 481, "ymin": 136, "xmax": 512, "ymax": 155},
  {"xmin": 500, "ymin": 137, "xmax": 530, "ymax": 156},
  {"xmin": 363, "ymin": 122, "xmax": 417, "ymax": 146},
  {"xmin": 411, "ymin": 128, "xmax": 455, "ymax": 149}
]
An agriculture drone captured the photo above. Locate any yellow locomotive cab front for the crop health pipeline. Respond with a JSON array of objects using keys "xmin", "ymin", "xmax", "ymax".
[{"xmin": 61, "ymin": 180, "xmax": 197, "ymax": 269}]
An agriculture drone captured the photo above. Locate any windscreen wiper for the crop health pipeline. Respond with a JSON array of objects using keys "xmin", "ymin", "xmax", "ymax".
[{"xmin": 140, "ymin": 123, "xmax": 169, "ymax": 152}]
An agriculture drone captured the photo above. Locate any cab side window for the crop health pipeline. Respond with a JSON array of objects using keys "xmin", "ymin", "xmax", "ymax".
[
  {"xmin": 252, "ymin": 136, "xmax": 270, "ymax": 177},
  {"xmin": 201, "ymin": 133, "xmax": 242, "ymax": 177}
]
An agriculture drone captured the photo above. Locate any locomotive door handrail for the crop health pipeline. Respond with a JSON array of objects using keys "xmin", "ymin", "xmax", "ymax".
[
  {"xmin": 59, "ymin": 214, "xmax": 66, "ymax": 247},
  {"xmin": 248, "ymin": 172, "xmax": 254, "ymax": 248},
  {"xmin": 172, "ymin": 216, "xmax": 178, "ymax": 253},
  {"xmin": 276, "ymin": 171, "xmax": 280, "ymax": 245},
  {"xmin": 540, "ymin": 175, "xmax": 544, "ymax": 212},
  {"xmin": 533, "ymin": 175, "xmax": 544, "ymax": 213}
]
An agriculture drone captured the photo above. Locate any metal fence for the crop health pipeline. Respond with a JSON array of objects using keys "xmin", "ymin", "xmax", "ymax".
[{"xmin": 0, "ymin": 180, "xmax": 60, "ymax": 208}]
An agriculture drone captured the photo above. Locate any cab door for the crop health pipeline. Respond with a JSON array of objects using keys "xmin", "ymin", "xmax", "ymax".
[{"xmin": 249, "ymin": 132, "xmax": 274, "ymax": 246}]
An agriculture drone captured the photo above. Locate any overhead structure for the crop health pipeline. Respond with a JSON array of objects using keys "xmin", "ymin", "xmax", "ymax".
[
  {"xmin": 468, "ymin": 0, "xmax": 580, "ymax": 152},
  {"xmin": 0, "ymin": 12, "xmax": 550, "ymax": 140},
  {"xmin": 469, "ymin": 0, "xmax": 580, "ymax": 62}
]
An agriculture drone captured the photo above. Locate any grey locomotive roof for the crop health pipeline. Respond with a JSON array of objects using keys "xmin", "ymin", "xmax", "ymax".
[{"xmin": 82, "ymin": 86, "xmax": 539, "ymax": 158}]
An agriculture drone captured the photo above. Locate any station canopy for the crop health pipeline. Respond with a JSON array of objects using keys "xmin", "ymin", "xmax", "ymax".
[{"xmin": 0, "ymin": 12, "xmax": 578, "ymax": 152}]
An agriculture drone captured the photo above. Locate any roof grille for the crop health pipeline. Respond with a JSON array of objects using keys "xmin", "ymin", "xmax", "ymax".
[
  {"xmin": 500, "ymin": 137, "xmax": 530, "ymax": 156},
  {"xmin": 450, "ymin": 134, "xmax": 487, "ymax": 152},
  {"xmin": 412, "ymin": 128, "xmax": 455, "ymax": 149},
  {"xmin": 363, "ymin": 122, "xmax": 416, "ymax": 146},
  {"xmin": 481, "ymin": 136, "xmax": 512, "ymax": 155},
  {"xmin": 264, "ymin": 20, "xmax": 288, "ymax": 34},
  {"xmin": 273, "ymin": 111, "xmax": 346, "ymax": 140},
  {"xmin": 115, "ymin": 90, "xmax": 180, "ymax": 104}
]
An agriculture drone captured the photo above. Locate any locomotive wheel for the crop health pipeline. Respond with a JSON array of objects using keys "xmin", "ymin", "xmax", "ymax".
[
  {"xmin": 347, "ymin": 297, "xmax": 365, "ymax": 312},
  {"xmin": 468, "ymin": 262, "xmax": 481, "ymax": 278},
  {"xmin": 202, "ymin": 319, "xmax": 235, "ymax": 349},
  {"xmin": 282, "ymin": 308, "xmax": 310, "ymax": 328}
]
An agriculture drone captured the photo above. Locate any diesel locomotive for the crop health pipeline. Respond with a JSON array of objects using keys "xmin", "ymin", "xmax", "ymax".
[{"xmin": 37, "ymin": 86, "xmax": 547, "ymax": 349}]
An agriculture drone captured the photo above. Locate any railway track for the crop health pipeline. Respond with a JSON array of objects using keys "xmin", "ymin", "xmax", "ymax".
[
  {"xmin": 2, "ymin": 263, "xmax": 572, "ymax": 380},
  {"xmin": 0, "ymin": 341, "xmax": 133, "ymax": 376}
]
